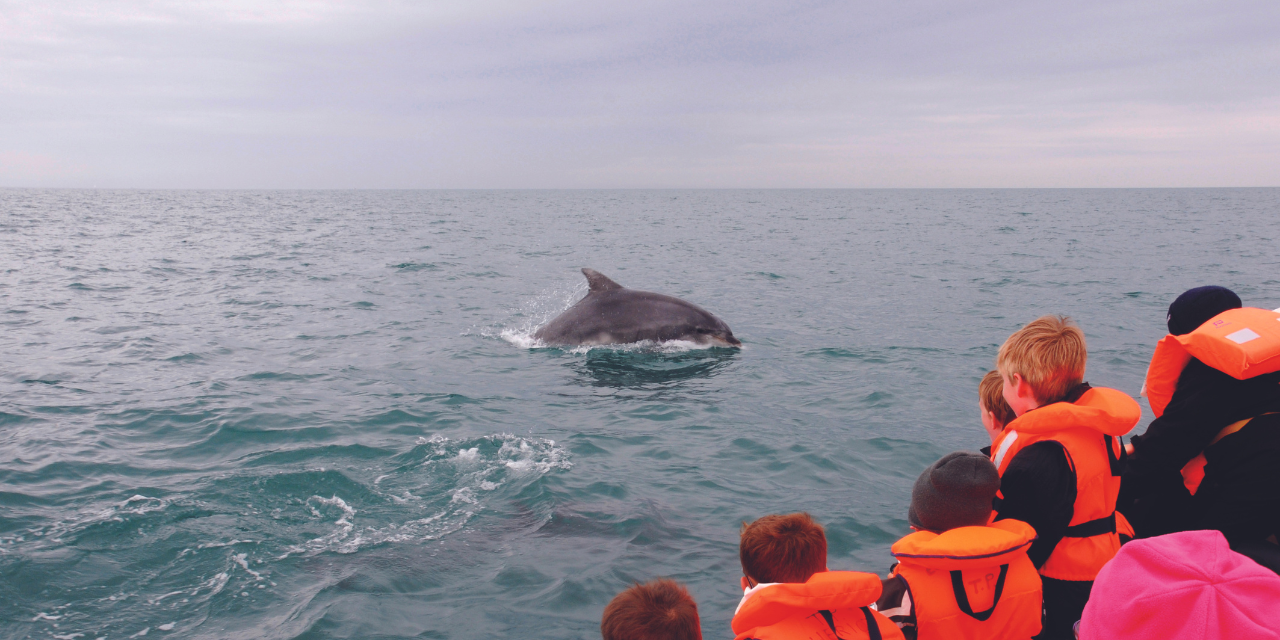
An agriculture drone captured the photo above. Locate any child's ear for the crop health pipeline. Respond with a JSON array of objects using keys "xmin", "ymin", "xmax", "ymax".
[{"xmin": 1014, "ymin": 373, "xmax": 1035, "ymax": 397}]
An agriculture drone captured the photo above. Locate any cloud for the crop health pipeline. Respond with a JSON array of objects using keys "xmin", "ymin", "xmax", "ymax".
[{"xmin": 1, "ymin": 0, "xmax": 1277, "ymax": 187}]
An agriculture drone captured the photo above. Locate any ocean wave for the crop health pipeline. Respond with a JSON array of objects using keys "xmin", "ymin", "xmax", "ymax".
[
  {"xmin": 12, "ymin": 433, "xmax": 570, "ymax": 639},
  {"xmin": 10, "ymin": 494, "xmax": 170, "ymax": 548}
]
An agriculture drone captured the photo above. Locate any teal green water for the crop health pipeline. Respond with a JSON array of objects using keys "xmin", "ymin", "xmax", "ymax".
[{"xmin": 1, "ymin": 189, "xmax": 1277, "ymax": 639}]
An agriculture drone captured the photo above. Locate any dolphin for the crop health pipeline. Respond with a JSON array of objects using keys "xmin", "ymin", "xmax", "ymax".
[{"xmin": 533, "ymin": 269, "xmax": 741, "ymax": 347}]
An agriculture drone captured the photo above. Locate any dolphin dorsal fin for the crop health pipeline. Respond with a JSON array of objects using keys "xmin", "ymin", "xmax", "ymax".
[{"xmin": 582, "ymin": 268, "xmax": 623, "ymax": 293}]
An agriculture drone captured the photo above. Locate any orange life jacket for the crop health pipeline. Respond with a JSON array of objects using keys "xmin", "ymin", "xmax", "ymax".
[
  {"xmin": 1141, "ymin": 307, "xmax": 1280, "ymax": 494},
  {"xmin": 891, "ymin": 519, "xmax": 1042, "ymax": 640},
  {"xmin": 990, "ymin": 386, "xmax": 1141, "ymax": 582},
  {"xmin": 732, "ymin": 571, "xmax": 905, "ymax": 640}
]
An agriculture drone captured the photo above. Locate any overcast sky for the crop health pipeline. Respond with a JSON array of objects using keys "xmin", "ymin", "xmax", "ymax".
[{"xmin": 2, "ymin": 0, "xmax": 1278, "ymax": 188}]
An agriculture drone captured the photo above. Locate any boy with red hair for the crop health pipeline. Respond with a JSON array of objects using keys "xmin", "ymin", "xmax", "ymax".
[
  {"xmin": 602, "ymin": 578, "xmax": 702, "ymax": 640},
  {"xmin": 732, "ymin": 513, "xmax": 903, "ymax": 640}
]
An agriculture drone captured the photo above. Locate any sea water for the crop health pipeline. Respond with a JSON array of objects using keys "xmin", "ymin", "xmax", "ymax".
[{"xmin": 1, "ymin": 188, "xmax": 1276, "ymax": 639}]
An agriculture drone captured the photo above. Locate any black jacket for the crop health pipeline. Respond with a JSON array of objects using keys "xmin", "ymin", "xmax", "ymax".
[
  {"xmin": 981, "ymin": 435, "xmax": 1077, "ymax": 570},
  {"xmin": 1118, "ymin": 358, "xmax": 1280, "ymax": 540}
]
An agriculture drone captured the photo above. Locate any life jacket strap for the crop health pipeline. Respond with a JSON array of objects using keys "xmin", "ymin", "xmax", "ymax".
[
  {"xmin": 949, "ymin": 563, "xmax": 1009, "ymax": 622},
  {"xmin": 1106, "ymin": 434, "xmax": 1125, "ymax": 476},
  {"xmin": 818, "ymin": 608, "xmax": 882, "ymax": 640},
  {"xmin": 861, "ymin": 607, "xmax": 882, "ymax": 640},
  {"xmin": 1063, "ymin": 512, "xmax": 1116, "ymax": 538}
]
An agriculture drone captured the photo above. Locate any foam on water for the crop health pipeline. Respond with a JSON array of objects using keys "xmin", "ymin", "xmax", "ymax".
[
  {"xmin": 567, "ymin": 338, "xmax": 728, "ymax": 354},
  {"xmin": 262, "ymin": 434, "xmax": 571, "ymax": 561},
  {"xmin": 501, "ymin": 329, "xmax": 728, "ymax": 354},
  {"xmin": 485, "ymin": 280, "xmax": 587, "ymax": 347},
  {"xmin": 500, "ymin": 328, "xmax": 546, "ymax": 349},
  {"xmin": 11, "ymin": 495, "xmax": 171, "ymax": 549}
]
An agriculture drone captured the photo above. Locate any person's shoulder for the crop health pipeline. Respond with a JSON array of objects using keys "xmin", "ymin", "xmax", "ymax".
[
  {"xmin": 1172, "ymin": 358, "xmax": 1280, "ymax": 413},
  {"xmin": 1178, "ymin": 357, "xmax": 1280, "ymax": 393},
  {"xmin": 1003, "ymin": 441, "xmax": 1073, "ymax": 484},
  {"xmin": 1007, "ymin": 440, "xmax": 1068, "ymax": 466},
  {"xmin": 1180, "ymin": 357, "xmax": 1236, "ymax": 387}
]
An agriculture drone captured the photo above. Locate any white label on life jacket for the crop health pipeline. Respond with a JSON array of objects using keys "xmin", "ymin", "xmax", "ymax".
[
  {"xmin": 1227, "ymin": 328, "xmax": 1261, "ymax": 344},
  {"xmin": 994, "ymin": 430, "xmax": 1019, "ymax": 469}
]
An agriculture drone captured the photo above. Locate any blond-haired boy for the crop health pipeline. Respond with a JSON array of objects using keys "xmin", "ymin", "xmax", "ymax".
[{"xmin": 988, "ymin": 316, "xmax": 1140, "ymax": 640}]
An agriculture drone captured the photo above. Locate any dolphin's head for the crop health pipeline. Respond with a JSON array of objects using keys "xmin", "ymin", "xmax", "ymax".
[
  {"xmin": 694, "ymin": 319, "xmax": 741, "ymax": 347},
  {"xmin": 715, "ymin": 330, "xmax": 743, "ymax": 347}
]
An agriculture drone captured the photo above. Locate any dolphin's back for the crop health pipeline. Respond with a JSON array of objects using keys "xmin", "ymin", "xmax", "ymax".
[{"xmin": 533, "ymin": 269, "xmax": 737, "ymax": 347}]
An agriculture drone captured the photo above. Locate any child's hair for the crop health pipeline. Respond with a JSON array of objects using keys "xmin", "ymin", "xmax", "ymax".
[
  {"xmin": 739, "ymin": 512, "xmax": 827, "ymax": 584},
  {"xmin": 996, "ymin": 315, "xmax": 1087, "ymax": 405},
  {"xmin": 980, "ymin": 370, "xmax": 1016, "ymax": 427},
  {"xmin": 601, "ymin": 579, "xmax": 702, "ymax": 640}
]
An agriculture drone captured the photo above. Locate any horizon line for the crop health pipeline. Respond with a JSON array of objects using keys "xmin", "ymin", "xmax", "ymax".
[{"xmin": 3, "ymin": 185, "xmax": 1278, "ymax": 191}]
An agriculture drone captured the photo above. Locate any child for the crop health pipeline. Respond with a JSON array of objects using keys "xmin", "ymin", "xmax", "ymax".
[
  {"xmin": 989, "ymin": 315, "xmax": 1140, "ymax": 639},
  {"xmin": 732, "ymin": 513, "xmax": 904, "ymax": 640},
  {"xmin": 602, "ymin": 578, "xmax": 702, "ymax": 640},
  {"xmin": 980, "ymin": 370, "xmax": 1017, "ymax": 446},
  {"xmin": 877, "ymin": 452, "xmax": 1042, "ymax": 640}
]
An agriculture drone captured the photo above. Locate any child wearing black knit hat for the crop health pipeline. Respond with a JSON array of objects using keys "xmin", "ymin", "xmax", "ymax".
[
  {"xmin": 907, "ymin": 451, "xmax": 1002, "ymax": 533},
  {"xmin": 876, "ymin": 452, "xmax": 1043, "ymax": 640}
]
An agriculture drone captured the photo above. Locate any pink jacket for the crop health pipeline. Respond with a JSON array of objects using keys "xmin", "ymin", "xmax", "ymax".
[{"xmin": 1078, "ymin": 530, "xmax": 1280, "ymax": 639}]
